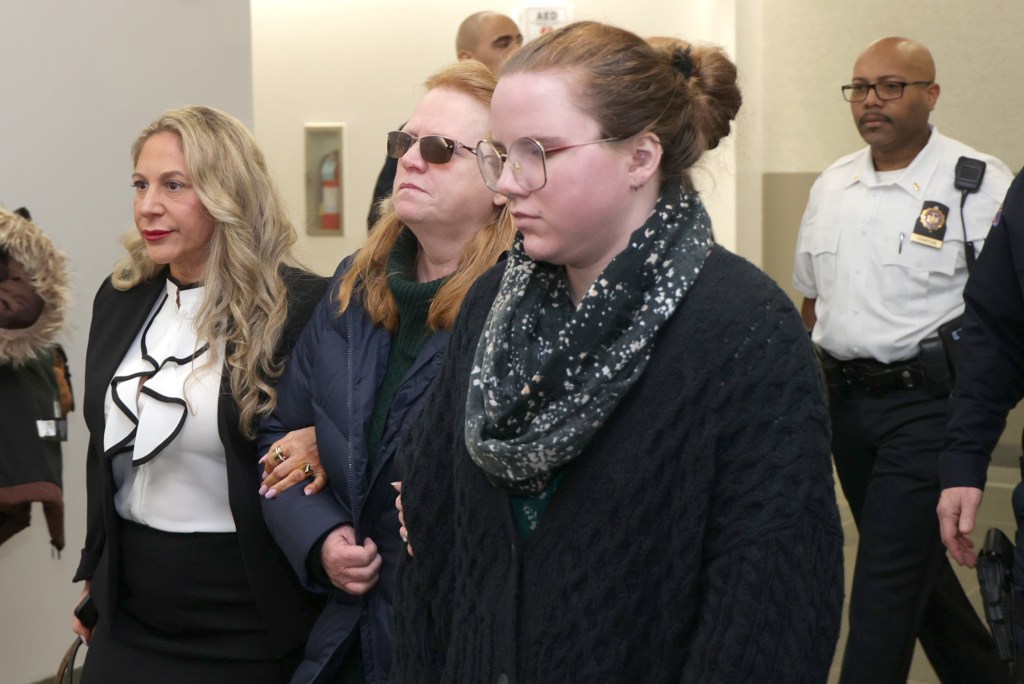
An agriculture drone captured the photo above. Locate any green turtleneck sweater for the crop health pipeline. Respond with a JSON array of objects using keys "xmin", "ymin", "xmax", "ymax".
[{"xmin": 366, "ymin": 229, "xmax": 447, "ymax": 466}]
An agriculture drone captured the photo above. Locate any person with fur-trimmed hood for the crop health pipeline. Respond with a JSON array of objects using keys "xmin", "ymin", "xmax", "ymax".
[{"xmin": 0, "ymin": 205, "xmax": 72, "ymax": 551}]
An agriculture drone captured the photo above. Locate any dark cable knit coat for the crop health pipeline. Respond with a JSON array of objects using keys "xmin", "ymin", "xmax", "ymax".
[{"xmin": 392, "ymin": 245, "xmax": 844, "ymax": 684}]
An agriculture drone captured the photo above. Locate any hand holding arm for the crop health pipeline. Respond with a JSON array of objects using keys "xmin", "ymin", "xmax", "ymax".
[
  {"xmin": 321, "ymin": 524, "xmax": 383, "ymax": 595},
  {"xmin": 259, "ymin": 426, "xmax": 327, "ymax": 497},
  {"xmin": 937, "ymin": 486, "xmax": 983, "ymax": 568},
  {"xmin": 394, "ymin": 481, "xmax": 413, "ymax": 556}
]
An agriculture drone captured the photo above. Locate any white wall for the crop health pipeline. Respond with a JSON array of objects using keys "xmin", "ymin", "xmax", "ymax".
[
  {"xmin": 734, "ymin": 0, "xmax": 765, "ymax": 262},
  {"xmin": 762, "ymin": 0, "xmax": 1024, "ymax": 173},
  {"xmin": 0, "ymin": 2, "xmax": 252, "ymax": 681},
  {"xmin": 251, "ymin": 0, "xmax": 744, "ymax": 277}
]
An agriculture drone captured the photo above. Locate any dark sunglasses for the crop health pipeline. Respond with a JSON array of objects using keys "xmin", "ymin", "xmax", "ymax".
[{"xmin": 387, "ymin": 130, "xmax": 478, "ymax": 165}]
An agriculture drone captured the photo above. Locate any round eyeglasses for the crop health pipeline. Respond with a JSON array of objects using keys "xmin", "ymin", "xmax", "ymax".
[
  {"xmin": 841, "ymin": 80, "xmax": 933, "ymax": 103},
  {"xmin": 476, "ymin": 137, "xmax": 620, "ymax": 192},
  {"xmin": 387, "ymin": 130, "xmax": 477, "ymax": 164}
]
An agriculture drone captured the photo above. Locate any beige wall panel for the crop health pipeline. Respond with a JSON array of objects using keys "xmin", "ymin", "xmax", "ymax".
[
  {"xmin": 762, "ymin": 0, "xmax": 1024, "ymax": 174},
  {"xmin": 762, "ymin": 171, "xmax": 817, "ymax": 303}
]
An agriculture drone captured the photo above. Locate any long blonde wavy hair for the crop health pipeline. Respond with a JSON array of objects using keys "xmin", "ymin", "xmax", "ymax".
[
  {"xmin": 112, "ymin": 105, "xmax": 297, "ymax": 439},
  {"xmin": 338, "ymin": 61, "xmax": 515, "ymax": 331}
]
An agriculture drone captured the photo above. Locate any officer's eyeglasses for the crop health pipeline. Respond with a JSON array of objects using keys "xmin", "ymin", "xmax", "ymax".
[
  {"xmin": 387, "ymin": 131, "xmax": 477, "ymax": 164},
  {"xmin": 841, "ymin": 80, "xmax": 934, "ymax": 102},
  {"xmin": 476, "ymin": 137, "xmax": 621, "ymax": 192}
]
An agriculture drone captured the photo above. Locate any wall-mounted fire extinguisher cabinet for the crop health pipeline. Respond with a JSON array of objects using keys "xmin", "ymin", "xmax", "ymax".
[{"xmin": 304, "ymin": 124, "xmax": 345, "ymax": 235}]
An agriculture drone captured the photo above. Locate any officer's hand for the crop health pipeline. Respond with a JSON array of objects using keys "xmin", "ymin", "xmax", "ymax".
[{"xmin": 937, "ymin": 486, "xmax": 984, "ymax": 568}]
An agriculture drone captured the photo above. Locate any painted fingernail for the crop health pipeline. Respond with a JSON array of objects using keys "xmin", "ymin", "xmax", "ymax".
[
  {"xmin": 258, "ymin": 485, "xmax": 268, "ymax": 496},
  {"xmin": 258, "ymin": 455, "xmax": 266, "ymax": 464},
  {"xmin": 266, "ymin": 488, "xmax": 278, "ymax": 499},
  {"xmin": 304, "ymin": 488, "xmax": 313, "ymax": 496}
]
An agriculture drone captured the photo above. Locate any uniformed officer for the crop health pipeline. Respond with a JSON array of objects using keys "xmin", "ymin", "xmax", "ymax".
[
  {"xmin": 939, "ymin": 171, "xmax": 1024, "ymax": 683},
  {"xmin": 939, "ymin": 170, "xmax": 1024, "ymax": 566},
  {"xmin": 793, "ymin": 37, "xmax": 1013, "ymax": 683}
]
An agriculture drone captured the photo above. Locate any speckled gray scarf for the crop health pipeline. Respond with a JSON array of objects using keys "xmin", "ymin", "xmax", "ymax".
[{"xmin": 465, "ymin": 185, "xmax": 713, "ymax": 495}]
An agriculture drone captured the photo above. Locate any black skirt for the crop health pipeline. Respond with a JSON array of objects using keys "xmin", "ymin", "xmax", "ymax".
[{"xmin": 81, "ymin": 517, "xmax": 295, "ymax": 684}]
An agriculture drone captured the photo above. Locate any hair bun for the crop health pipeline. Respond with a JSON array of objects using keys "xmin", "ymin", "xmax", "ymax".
[{"xmin": 672, "ymin": 46, "xmax": 693, "ymax": 79}]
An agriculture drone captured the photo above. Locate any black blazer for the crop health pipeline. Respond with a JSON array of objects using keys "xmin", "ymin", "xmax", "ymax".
[{"xmin": 74, "ymin": 266, "xmax": 327, "ymax": 660}]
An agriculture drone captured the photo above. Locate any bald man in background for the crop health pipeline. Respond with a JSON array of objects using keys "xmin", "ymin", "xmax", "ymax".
[
  {"xmin": 793, "ymin": 37, "xmax": 1012, "ymax": 683},
  {"xmin": 366, "ymin": 11, "xmax": 522, "ymax": 229},
  {"xmin": 455, "ymin": 11, "xmax": 522, "ymax": 72}
]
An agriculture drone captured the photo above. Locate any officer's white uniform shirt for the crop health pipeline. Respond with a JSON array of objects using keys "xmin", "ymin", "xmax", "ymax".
[{"xmin": 793, "ymin": 127, "xmax": 1012, "ymax": 363}]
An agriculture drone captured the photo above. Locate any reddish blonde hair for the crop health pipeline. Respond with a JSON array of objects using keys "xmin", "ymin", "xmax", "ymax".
[{"xmin": 337, "ymin": 61, "xmax": 514, "ymax": 331}]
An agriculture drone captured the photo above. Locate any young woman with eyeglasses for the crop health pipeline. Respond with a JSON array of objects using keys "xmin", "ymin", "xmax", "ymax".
[
  {"xmin": 392, "ymin": 22, "xmax": 844, "ymax": 683},
  {"xmin": 256, "ymin": 60, "xmax": 514, "ymax": 684}
]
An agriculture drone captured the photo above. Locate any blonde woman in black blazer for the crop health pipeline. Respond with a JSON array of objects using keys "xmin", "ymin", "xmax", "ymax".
[{"xmin": 71, "ymin": 106, "xmax": 326, "ymax": 684}]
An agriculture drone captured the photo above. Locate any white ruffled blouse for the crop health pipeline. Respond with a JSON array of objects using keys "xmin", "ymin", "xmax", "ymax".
[{"xmin": 104, "ymin": 278, "xmax": 235, "ymax": 533}]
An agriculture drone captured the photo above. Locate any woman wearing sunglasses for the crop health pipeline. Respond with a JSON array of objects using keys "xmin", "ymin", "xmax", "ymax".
[
  {"xmin": 392, "ymin": 22, "xmax": 844, "ymax": 683},
  {"xmin": 257, "ymin": 60, "xmax": 514, "ymax": 684}
]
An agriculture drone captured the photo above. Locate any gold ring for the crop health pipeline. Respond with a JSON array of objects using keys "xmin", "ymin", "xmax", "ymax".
[
  {"xmin": 303, "ymin": 463, "xmax": 313, "ymax": 476},
  {"xmin": 274, "ymin": 446, "xmax": 286, "ymax": 463}
]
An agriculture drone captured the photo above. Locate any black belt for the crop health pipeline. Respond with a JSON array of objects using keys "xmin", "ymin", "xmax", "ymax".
[{"xmin": 816, "ymin": 347, "xmax": 927, "ymax": 396}]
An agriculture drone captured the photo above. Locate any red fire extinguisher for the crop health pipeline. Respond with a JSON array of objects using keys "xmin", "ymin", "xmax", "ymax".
[{"xmin": 320, "ymin": 150, "xmax": 340, "ymax": 231}]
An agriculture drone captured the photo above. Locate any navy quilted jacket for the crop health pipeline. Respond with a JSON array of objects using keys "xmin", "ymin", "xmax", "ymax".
[{"xmin": 260, "ymin": 256, "xmax": 450, "ymax": 684}]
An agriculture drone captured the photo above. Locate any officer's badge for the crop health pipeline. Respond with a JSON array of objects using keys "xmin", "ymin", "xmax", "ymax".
[{"xmin": 910, "ymin": 201, "xmax": 949, "ymax": 248}]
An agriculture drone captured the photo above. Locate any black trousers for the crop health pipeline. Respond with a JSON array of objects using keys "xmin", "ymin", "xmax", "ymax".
[{"xmin": 831, "ymin": 387, "xmax": 1008, "ymax": 684}]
